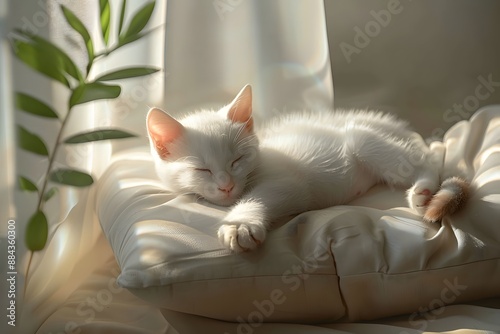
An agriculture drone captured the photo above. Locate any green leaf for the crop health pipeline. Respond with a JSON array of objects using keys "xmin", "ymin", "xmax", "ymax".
[
  {"xmin": 17, "ymin": 126, "xmax": 49, "ymax": 156},
  {"xmin": 117, "ymin": 32, "xmax": 144, "ymax": 49},
  {"xmin": 115, "ymin": 26, "xmax": 158, "ymax": 51},
  {"xmin": 120, "ymin": 2, "xmax": 155, "ymax": 41},
  {"xmin": 11, "ymin": 39, "xmax": 70, "ymax": 87},
  {"xmin": 13, "ymin": 29, "xmax": 83, "ymax": 83},
  {"xmin": 25, "ymin": 210, "xmax": 48, "ymax": 251},
  {"xmin": 95, "ymin": 67, "xmax": 160, "ymax": 81},
  {"xmin": 61, "ymin": 5, "xmax": 94, "ymax": 69},
  {"xmin": 16, "ymin": 93, "xmax": 59, "ymax": 119},
  {"xmin": 118, "ymin": 0, "xmax": 127, "ymax": 35},
  {"xmin": 69, "ymin": 82, "xmax": 121, "ymax": 107},
  {"xmin": 49, "ymin": 169, "xmax": 94, "ymax": 187},
  {"xmin": 99, "ymin": 0, "xmax": 111, "ymax": 46},
  {"xmin": 43, "ymin": 187, "xmax": 58, "ymax": 201},
  {"xmin": 64, "ymin": 129, "xmax": 136, "ymax": 144},
  {"xmin": 18, "ymin": 176, "xmax": 38, "ymax": 192}
]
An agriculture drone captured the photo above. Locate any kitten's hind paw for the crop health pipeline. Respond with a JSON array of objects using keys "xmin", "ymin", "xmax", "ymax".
[
  {"xmin": 218, "ymin": 223, "xmax": 266, "ymax": 253},
  {"xmin": 407, "ymin": 180, "xmax": 439, "ymax": 217},
  {"xmin": 424, "ymin": 177, "xmax": 470, "ymax": 222}
]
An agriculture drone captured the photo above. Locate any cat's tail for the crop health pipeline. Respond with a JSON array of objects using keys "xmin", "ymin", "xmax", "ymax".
[{"xmin": 424, "ymin": 177, "xmax": 470, "ymax": 222}]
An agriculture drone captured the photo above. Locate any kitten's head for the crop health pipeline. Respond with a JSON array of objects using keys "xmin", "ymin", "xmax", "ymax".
[{"xmin": 146, "ymin": 85, "xmax": 258, "ymax": 206}]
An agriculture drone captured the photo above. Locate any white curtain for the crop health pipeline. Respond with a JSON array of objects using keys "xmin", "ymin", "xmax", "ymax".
[
  {"xmin": 2, "ymin": 1, "xmax": 333, "ymax": 333},
  {"xmin": 163, "ymin": 0, "xmax": 333, "ymax": 120}
]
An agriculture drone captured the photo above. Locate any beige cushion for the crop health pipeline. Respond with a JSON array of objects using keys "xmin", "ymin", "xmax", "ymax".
[{"xmin": 97, "ymin": 106, "xmax": 500, "ymax": 322}]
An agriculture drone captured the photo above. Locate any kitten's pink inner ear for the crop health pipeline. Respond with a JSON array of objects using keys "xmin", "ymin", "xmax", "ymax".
[
  {"xmin": 146, "ymin": 108, "xmax": 184, "ymax": 159},
  {"xmin": 227, "ymin": 84, "xmax": 253, "ymax": 131}
]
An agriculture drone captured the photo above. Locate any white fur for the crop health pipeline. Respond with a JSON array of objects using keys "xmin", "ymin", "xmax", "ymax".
[{"xmin": 147, "ymin": 85, "xmax": 468, "ymax": 252}]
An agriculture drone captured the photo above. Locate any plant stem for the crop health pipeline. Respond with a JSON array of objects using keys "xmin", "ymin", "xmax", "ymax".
[
  {"xmin": 23, "ymin": 252, "xmax": 33, "ymax": 297},
  {"xmin": 36, "ymin": 108, "xmax": 72, "ymax": 212},
  {"xmin": 25, "ymin": 103, "xmax": 73, "ymax": 298},
  {"xmin": 93, "ymin": 45, "xmax": 117, "ymax": 59},
  {"xmin": 25, "ymin": 93, "xmax": 75, "ymax": 307}
]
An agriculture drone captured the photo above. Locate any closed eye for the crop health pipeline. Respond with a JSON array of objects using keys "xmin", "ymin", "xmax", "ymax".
[
  {"xmin": 231, "ymin": 156, "xmax": 243, "ymax": 168},
  {"xmin": 194, "ymin": 168, "xmax": 212, "ymax": 174}
]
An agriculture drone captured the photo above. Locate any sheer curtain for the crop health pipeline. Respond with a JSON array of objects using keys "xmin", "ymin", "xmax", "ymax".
[
  {"xmin": 3, "ymin": 1, "xmax": 333, "ymax": 332},
  {"xmin": 163, "ymin": 0, "xmax": 333, "ymax": 120}
]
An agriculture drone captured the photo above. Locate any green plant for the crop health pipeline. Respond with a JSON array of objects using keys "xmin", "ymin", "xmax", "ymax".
[{"xmin": 11, "ymin": 0, "xmax": 159, "ymax": 252}]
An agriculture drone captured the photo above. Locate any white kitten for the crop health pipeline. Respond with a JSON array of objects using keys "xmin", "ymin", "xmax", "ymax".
[{"xmin": 147, "ymin": 85, "xmax": 469, "ymax": 252}]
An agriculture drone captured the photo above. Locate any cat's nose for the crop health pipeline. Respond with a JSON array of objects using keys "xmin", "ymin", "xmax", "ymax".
[{"xmin": 218, "ymin": 181, "xmax": 234, "ymax": 194}]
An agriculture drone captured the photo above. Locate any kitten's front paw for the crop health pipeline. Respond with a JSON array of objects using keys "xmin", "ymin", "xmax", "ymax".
[
  {"xmin": 218, "ymin": 223, "xmax": 266, "ymax": 253},
  {"xmin": 218, "ymin": 200, "xmax": 267, "ymax": 252},
  {"xmin": 407, "ymin": 180, "xmax": 439, "ymax": 216}
]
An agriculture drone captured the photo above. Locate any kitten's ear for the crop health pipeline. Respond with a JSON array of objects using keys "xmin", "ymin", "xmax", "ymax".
[
  {"xmin": 146, "ymin": 108, "xmax": 184, "ymax": 159},
  {"xmin": 227, "ymin": 84, "xmax": 253, "ymax": 131}
]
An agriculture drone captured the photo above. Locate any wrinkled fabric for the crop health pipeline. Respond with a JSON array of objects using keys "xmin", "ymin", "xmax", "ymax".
[{"xmin": 97, "ymin": 106, "xmax": 500, "ymax": 326}]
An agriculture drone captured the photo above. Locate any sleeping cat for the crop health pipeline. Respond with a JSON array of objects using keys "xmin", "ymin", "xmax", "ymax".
[{"xmin": 146, "ymin": 85, "xmax": 469, "ymax": 252}]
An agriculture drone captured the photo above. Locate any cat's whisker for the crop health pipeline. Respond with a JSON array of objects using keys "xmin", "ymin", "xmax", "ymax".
[
  {"xmin": 236, "ymin": 133, "xmax": 257, "ymax": 144},
  {"xmin": 233, "ymin": 123, "xmax": 246, "ymax": 142},
  {"xmin": 235, "ymin": 136, "xmax": 258, "ymax": 151},
  {"xmin": 227, "ymin": 120, "xmax": 235, "ymax": 142}
]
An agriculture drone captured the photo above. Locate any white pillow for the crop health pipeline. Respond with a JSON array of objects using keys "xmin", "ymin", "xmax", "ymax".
[{"xmin": 97, "ymin": 107, "xmax": 500, "ymax": 322}]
